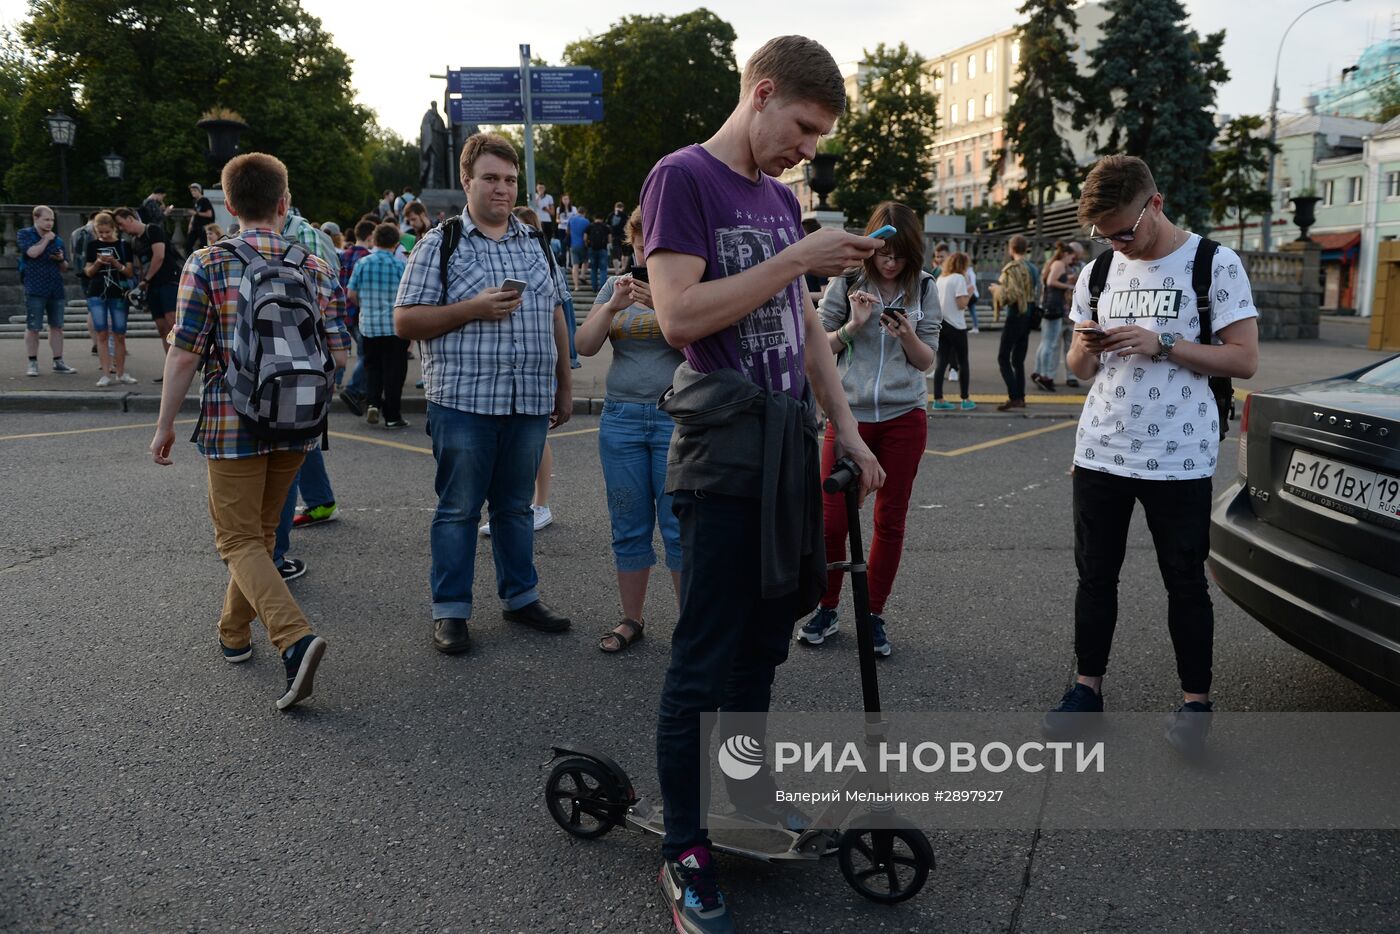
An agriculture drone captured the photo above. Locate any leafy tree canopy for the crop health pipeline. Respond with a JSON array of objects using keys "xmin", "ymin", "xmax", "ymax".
[{"xmin": 1206, "ymin": 114, "xmax": 1279, "ymax": 249}]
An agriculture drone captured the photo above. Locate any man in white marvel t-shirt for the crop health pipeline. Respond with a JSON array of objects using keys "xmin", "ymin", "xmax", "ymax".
[{"xmin": 1043, "ymin": 155, "xmax": 1259, "ymax": 754}]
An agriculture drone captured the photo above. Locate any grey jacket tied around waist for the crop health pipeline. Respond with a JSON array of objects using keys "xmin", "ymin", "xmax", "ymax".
[{"xmin": 659, "ymin": 363, "xmax": 826, "ymax": 609}]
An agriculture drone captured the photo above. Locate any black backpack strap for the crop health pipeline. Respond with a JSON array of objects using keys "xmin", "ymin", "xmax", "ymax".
[
  {"xmin": 437, "ymin": 217, "xmax": 463, "ymax": 305},
  {"xmin": 221, "ymin": 237, "xmax": 266, "ymax": 272},
  {"xmin": 1191, "ymin": 236, "xmax": 1220, "ymax": 344},
  {"xmin": 1086, "ymin": 249, "xmax": 1114, "ymax": 323}
]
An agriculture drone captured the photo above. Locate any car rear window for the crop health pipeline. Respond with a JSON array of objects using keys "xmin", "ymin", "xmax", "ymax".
[{"xmin": 1356, "ymin": 356, "xmax": 1400, "ymax": 390}]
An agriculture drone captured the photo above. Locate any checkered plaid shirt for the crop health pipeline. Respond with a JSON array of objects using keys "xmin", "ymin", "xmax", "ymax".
[
  {"xmin": 393, "ymin": 212, "xmax": 563, "ymax": 416},
  {"xmin": 339, "ymin": 243, "xmax": 370, "ymax": 324},
  {"xmin": 170, "ymin": 227, "xmax": 350, "ymax": 460},
  {"xmin": 349, "ymin": 248, "xmax": 406, "ymax": 338}
]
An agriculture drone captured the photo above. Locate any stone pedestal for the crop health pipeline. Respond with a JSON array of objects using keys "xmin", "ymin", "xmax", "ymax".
[
  {"xmin": 1277, "ymin": 239, "xmax": 1323, "ymax": 340},
  {"xmin": 418, "ymin": 188, "xmax": 465, "ymax": 221},
  {"xmin": 801, "ymin": 209, "xmax": 845, "ymax": 230}
]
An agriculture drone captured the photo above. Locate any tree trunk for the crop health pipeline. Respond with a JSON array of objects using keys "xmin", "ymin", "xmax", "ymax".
[{"xmin": 1035, "ymin": 185, "xmax": 1045, "ymax": 239}]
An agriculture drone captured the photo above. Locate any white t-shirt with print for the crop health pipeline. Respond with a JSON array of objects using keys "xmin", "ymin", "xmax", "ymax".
[
  {"xmin": 937, "ymin": 273, "xmax": 970, "ymax": 330},
  {"xmin": 1068, "ymin": 234, "xmax": 1258, "ymax": 481}
]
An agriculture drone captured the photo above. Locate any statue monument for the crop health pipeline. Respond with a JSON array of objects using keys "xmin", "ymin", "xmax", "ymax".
[{"xmin": 419, "ymin": 102, "xmax": 450, "ymax": 191}]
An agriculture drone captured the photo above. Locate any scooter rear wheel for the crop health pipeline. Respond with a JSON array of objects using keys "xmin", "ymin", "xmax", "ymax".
[
  {"xmin": 837, "ymin": 828, "xmax": 934, "ymax": 903},
  {"xmin": 545, "ymin": 757, "xmax": 628, "ymax": 839}
]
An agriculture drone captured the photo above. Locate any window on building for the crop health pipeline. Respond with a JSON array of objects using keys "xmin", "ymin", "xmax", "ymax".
[
  {"xmin": 968, "ymin": 54, "xmax": 977, "ymax": 80},
  {"xmin": 951, "ymin": 103, "xmax": 958, "ymax": 124},
  {"xmin": 983, "ymin": 150, "xmax": 994, "ymax": 168},
  {"xmin": 986, "ymin": 48, "xmax": 995, "ymax": 73},
  {"xmin": 951, "ymin": 61, "xmax": 959, "ymax": 84},
  {"xmin": 967, "ymin": 97, "xmax": 976, "ymax": 122},
  {"xmin": 1280, "ymin": 176, "xmax": 1292, "ymax": 208},
  {"xmin": 984, "ymin": 93, "xmax": 994, "ymax": 117},
  {"xmin": 1387, "ymin": 171, "xmax": 1400, "ymax": 199},
  {"xmin": 1322, "ymin": 179, "xmax": 1335, "ymax": 205},
  {"xmin": 965, "ymin": 154, "xmax": 973, "ymax": 174},
  {"xmin": 1011, "ymin": 42, "xmax": 1021, "ymax": 65},
  {"xmin": 964, "ymin": 191, "xmax": 974, "ymax": 210},
  {"xmin": 930, "ymin": 163, "xmax": 938, "ymax": 181},
  {"xmin": 948, "ymin": 158, "xmax": 955, "ymax": 177},
  {"xmin": 1349, "ymin": 176, "xmax": 1364, "ymax": 203},
  {"xmin": 934, "ymin": 74, "xmax": 943, "ymax": 92}
]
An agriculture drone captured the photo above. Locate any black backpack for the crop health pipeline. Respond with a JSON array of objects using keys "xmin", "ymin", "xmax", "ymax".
[
  {"xmin": 1086, "ymin": 236, "xmax": 1234, "ymax": 440},
  {"xmin": 436, "ymin": 217, "xmax": 558, "ymax": 304}
]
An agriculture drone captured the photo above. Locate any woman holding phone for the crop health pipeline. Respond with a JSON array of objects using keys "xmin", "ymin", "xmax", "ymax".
[
  {"xmin": 82, "ymin": 212, "xmax": 135, "ymax": 386},
  {"xmin": 800, "ymin": 202, "xmax": 940, "ymax": 657}
]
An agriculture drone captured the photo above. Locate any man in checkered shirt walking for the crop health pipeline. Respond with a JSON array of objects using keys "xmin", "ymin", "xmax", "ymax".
[
  {"xmin": 393, "ymin": 132, "xmax": 574, "ymax": 655},
  {"xmin": 148, "ymin": 153, "xmax": 350, "ymax": 711}
]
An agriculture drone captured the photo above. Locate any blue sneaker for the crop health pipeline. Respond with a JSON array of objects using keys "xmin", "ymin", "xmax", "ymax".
[
  {"xmin": 220, "ymin": 640, "xmax": 252, "ymax": 664},
  {"xmin": 797, "ymin": 607, "xmax": 838, "ymax": 646},
  {"xmin": 870, "ymin": 613, "xmax": 892, "ymax": 658},
  {"xmin": 659, "ymin": 845, "xmax": 733, "ymax": 934},
  {"xmin": 1042, "ymin": 683, "xmax": 1104, "ymax": 739},
  {"xmin": 276, "ymin": 634, "xmax": 326, "ymax": 711}
]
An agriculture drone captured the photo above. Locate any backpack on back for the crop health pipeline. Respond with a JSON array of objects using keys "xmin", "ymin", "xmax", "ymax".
[
  {"xmin": 219, "ymin": 239, "xmax": 335, "ymax": 445},
  {"xmin": 1086, "ymin": 236, "xmax": 1234, "ymax": 439},
  {"xmin": 436, "ymin": 217, "xmax": 557, "ymax": 304}
]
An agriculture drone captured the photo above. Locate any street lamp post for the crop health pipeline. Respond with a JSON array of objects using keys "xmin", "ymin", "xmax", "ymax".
[
  {"xmin": 43, "ymin": 109, "xmax": 77, "ymax": 205},
  {"xmin": 102, "ymin": 152, "xmax": 125, "ymax": 206},
  {"xmin": 1261, "ymin": 0, "xmax": 1351, "ymax": 251}
]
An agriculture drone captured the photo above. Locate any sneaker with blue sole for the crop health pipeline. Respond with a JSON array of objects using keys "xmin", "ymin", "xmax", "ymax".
[
  {"xmin": 276, "ymin": 634, "xmax": 326, "ymax": 711},
  {"xmin": 221, "ymin": 640, "xmax": 252, "ymax": 664},
  {"xmin": 796, "ymin": 607, "xmax": 838, "ymax": 645},
  {"xmin": 870, "ymin": 613, "xmax": 892, "ymax": 658},
  {"xmin": 659, "ymin": 845, "xmax": 733, "ymax": 934}
]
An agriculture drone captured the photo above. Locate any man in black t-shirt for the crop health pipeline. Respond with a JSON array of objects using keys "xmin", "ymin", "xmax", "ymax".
[
  {"xmin": 586, "ymin": 214, "xmax": 611, "ymax": 292},
  {"xmin": 115, "ymin": 207, "xmax": 182, "ymax": 376},
  {"xmin": 187, "ymin": 182, "xmax": 215, "ymax": 250},
  {"xmin": 139, "ymin": 188, "xmax": 171, "ymax": 225}
]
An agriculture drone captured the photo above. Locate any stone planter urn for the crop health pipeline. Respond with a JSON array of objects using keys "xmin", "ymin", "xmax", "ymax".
[
  {"xmin": 197, "ymin": 116, "xmax": 249, "ymax": 173},
  {"xmin": 804, "ymin": 152, "xmax": 839, "ymax": 211},
  {"xmin": 1290, "ymin": 195, "xmax": 1320, "ymax": 242}
]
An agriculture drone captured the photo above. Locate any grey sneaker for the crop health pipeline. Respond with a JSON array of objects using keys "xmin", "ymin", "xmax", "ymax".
[
  {"xmin": 26, "ymin": 360, "xmax": 39, "ymax": 377},
  {"xmin": 52, "ymin": 360, "xmax": 77, "ymax": 374}
]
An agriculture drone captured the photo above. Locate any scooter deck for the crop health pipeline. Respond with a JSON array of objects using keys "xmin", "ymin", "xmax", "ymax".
[{"xmin": 626, "ymin": 798, "xmax": 823, "ymax": 862}]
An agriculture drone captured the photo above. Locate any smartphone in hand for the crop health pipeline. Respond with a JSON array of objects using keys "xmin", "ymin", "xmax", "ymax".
[
  {"xmin": 870, "ymin": 224, "xmax": 897, "ymax": 239},
  {"xmin": 501, "ymin": 278, "xmax": 528, "ymax": 293}
]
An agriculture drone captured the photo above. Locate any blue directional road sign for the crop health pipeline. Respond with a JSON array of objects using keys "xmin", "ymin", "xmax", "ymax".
[
  {"xmin": 531, "ymin": 97, "xmax": 604, "ymax": 124},
  {"xmin": 447, "ymin": 68, "xmax": 521, "ymax": 96},
  {"xmin": 529, "ymin": 67, "xmax": 603, "ymax": 96},
  {"xmin": 450, "ymin": 97, "xmax": 524, "ymax": 125}
]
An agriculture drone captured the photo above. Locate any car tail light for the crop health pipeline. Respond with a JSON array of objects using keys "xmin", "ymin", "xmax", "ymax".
[{"xmin": 1237, "ymin": 393, "xmax": 1252, "ymax": 479}]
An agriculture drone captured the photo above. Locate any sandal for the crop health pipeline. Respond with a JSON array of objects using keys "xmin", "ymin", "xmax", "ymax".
[{"xmin": 599, "ymin": 618, "xmax": 644, "ymax": 653}]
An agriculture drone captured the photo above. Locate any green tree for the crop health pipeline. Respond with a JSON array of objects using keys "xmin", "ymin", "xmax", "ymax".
[
  {"xmin": 0, "ymin": 28, "xmax": 35, "ymax": 203},
  {"xmin": 1372, "ymin": 77, "xmax": 1400, "ymax": 124},
  {"xmin": 364, "ymin": 124, "xmax": 420, "ymax": 207},
  {"xmin": 990, "ymin": 0, "xmax": 1084, "ymax": 236},
  {"xmin": 7, "ymin": 0, "xmax": 374, "ymax": 221},
  {"xmin": 1081, "ymin": 0, "xmax": 1228, "ymax": 230},
  {"xmin": 833, "ymin": 43, "xmax": 939, "ymax": 224},
  {"xmin": 545, "ymin": 10, "xmax": 738, "ymax": 215},
  {"xmin": 1206, "ymin": 115, "xmax": 1279, "ymax": 250}
]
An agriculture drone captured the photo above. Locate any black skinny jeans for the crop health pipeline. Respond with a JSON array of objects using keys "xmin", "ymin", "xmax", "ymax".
[
  {"xmin": 1072, "ymin": 468, "xmax": 1215, "ymax": 694},
  {"xmin": 997, "ymin": 307, "xmax": 1032, "ymax": 401},
  {"xmin": 363, "ymin": 334, "xmax": 409, "ymax": 422},
  {"xmin": 933, "ymin": 326, "xmax": 970, "ymax": 400},
  {"xmin": 656, "ymin": 490, "xmax": 802, "ymax": 859}
]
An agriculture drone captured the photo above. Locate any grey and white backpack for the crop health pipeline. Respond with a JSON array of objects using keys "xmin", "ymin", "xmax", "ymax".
[{"xmin": 219, "ymin": 239, "xmax": 334, "ymax": 444}]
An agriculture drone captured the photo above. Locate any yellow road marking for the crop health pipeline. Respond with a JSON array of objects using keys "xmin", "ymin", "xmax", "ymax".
[
  {"xmin": 926, "ymin": 419, "xmax": 1076, "ymax": 457},
  {"xmin": 0, "ymin": 418, "xmax": 195, "ymax": 442}
]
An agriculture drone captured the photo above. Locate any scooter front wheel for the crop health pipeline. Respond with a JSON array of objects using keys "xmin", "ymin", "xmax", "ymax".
[
  {"xmin": 837, "ymin": 828, "xmax": 934, "ymax": 903},
  {"xmin": 545, "ymin": 757, "xmax": 629, "ymax": 839}
]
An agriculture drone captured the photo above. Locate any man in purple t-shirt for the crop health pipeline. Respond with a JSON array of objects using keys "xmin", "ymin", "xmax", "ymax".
[{"xmin": 640, "ymin": 35, "xmax": 886, "ymax": 934}]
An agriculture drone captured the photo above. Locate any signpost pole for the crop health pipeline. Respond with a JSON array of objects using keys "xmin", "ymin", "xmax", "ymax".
[{"xmin": 520, "ymin": 44, "xmax": 536, "ymax": 208}]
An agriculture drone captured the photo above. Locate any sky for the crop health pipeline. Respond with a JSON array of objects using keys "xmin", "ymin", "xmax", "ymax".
[{"xmin": 1, "ymin": 0, "xmax": 1394, "ymax": 140}]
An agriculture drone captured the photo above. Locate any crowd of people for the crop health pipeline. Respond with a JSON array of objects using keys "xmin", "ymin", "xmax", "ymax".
[{"xmin": 11, "ymin": 31, "xmax": 1247, "ymax": 934}]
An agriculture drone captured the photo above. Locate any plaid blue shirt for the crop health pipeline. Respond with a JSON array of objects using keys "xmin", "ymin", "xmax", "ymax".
[
  {"xmin": 348, "ymin": 248, "xmax": 406, "ymax": 338},
  {"xmin": 394, "ymin": 212, "xmax": 564, "ymax": 416}
]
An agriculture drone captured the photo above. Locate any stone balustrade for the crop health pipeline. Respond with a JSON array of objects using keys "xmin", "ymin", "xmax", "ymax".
[{"xmin": 1, "ymin": 203, "xmax": 193, "ymax": 269}]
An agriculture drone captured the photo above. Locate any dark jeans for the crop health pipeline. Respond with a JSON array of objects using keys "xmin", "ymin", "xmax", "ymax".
[
  {"xmin": 657, "ymin": 491, "xmax": 801, "ymax": 859},
  {"xmin": 997, "ymin": 308, "xmax": 1032, "ymax": 401},
  {"xmin": 363, "ymin": 334, "xmax": 409, "ymax": 422},
  {"xmin": 588, "ymin": 248, "xmax": 609, "ymax": 292},
  {"xmin": 1072, "ymin": 469, "xmax": 1215, "ymax": 694},
  {"xmin": 933, "ymin": 326, "xmax": 970, "ymax": 400}
]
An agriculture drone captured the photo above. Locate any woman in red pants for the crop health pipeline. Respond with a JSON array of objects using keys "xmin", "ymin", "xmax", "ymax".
[{"xmin": 798, "ymin": 201, "xmax": 940, "ymax": 657}]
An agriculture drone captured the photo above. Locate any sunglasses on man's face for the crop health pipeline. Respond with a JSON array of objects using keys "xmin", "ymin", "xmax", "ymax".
[{"xmin": 1089, "ymin": 193, "xmax": 1155, "ymax": 245}]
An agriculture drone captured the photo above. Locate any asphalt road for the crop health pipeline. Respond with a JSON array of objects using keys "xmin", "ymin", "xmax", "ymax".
[{"xmin": 2, "ymin": 408, "xmax": 1396, "ymax": 933}]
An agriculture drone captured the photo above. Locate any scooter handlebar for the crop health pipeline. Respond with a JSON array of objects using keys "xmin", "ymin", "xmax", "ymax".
[{"xmin": 824, "ymin": 456, "xmax": 862, "ymax": 495}]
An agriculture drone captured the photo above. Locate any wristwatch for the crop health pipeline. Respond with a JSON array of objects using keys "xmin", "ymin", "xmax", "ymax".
[{"xmin": 1156, "ymin": 332, "xmax": 1177, "ymax": 360}]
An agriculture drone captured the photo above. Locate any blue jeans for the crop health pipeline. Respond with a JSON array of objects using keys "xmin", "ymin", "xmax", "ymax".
[
  {"xmin": 967, "ymin": 293, "xmax": 981, "ymax": 330},
  {"xmin": 86, "ymin": 296, "xmax": 129, "ymax": 334},
  {"xmin": 427, "ymin": 403, "xmax": 549, "ymax": 620},
  {"xmin": 599, "ymin": 402, "xmax": 681, "ymax": 572},
  {"xmin": 1035, "ymin": 316, "xmax": 1065, "ymax": 380},
  {"xmin": 273, "ymin": 447, "xmax": 336, "ymax": 563},
  {"xmin": 589, "ymin": 248, "xmax": 609, "ymax": 292},
  {"xmin": 25, "ymin": 294, "xmax": 65, "ymax": 331},
  {"xmin": 337, "ymin": 322, "xmax": 367, "ymax": 397}
]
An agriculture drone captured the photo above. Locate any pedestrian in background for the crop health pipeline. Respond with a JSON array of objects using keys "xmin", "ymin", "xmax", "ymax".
[
  {"xmin": 18, "ymin": 205, "xmax": 76, "ymax": 377},
  {"xmin": 82, "ymin": 212, "xmax": 136, "ymax": 387},
  {"xmin": 931, "ymin": 251, "xmax": 975, "ymax": 410},
  {"xmin": 1033, "ymin": 240, "xmax": 1073, "ymax": 392},
  {"xmin": 187, "ymin": 183, "xmax": 215, "ymax": 251},
  {"xmin": 348, "ymin": 222, "xmax": 410, "ymax": 428},
  {"xmin": 567, "ymin": 205, "xmax": 591, "ymax": 291},
  {"xmin": 586, "ymin": 211, "xmax": 611, "ymax": 292},
  {"xmin": 991, "ymin": 234, "xmax": 1039, "ymax": 412},
  {"xmin": 337, "ymin": 218, "xmax": 376, "ymax": 414}
]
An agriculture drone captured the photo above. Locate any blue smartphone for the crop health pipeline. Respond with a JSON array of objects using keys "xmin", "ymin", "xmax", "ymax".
[{"xmin": 870, "ymin": 224, "xmax": 897, "ymax": 239}]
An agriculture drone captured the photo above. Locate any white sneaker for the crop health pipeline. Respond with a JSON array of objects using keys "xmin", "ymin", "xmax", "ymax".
[
  {"xmin": 970, "ymin": 328, "xmax": 981, "ymax": 335},
  {"xmin": 366, "ymin": 405, "xmax": 380, "ymax": 425},
  {"xmin": 532, "ymin": 504, "xmax": 554, "ymax": 531},
  {"xmin": 948, "ymin": 368, "xmax": 959, "ymax": 382},
  {"xmin": 26, "ymin": 361, "xmax": 39, "ymax": 377},
  {"xmin": 117, "ymin": 372, "xmax": 138, "ymax": 384},
  {"xmin": 96, "ymin": 374, "xmax": 113, "ymax": 387},
  {"xmin": 479, "ymin": 519, "xmax": 491, "ymax": 537}
]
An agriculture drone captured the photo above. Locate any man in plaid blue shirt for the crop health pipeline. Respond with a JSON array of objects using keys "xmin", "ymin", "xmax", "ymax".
[
  {"xmin": 394, "ymin": 133, "xmax": 574, "ymax": 654},
  {"xmin": 348, "ymin": 222, "xmax": 409, "ymax": 426}
]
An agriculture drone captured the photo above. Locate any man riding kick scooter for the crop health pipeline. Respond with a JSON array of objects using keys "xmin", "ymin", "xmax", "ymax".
[{"xmin": 640, "ymin": 34, "xmax": 886, "ymax": 933}]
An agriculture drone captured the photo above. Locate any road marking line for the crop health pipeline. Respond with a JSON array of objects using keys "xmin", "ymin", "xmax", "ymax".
[
  {"xmin": 328, "ymin": 425, "xmax": 600, "ymax": 455},
  {"xmin": 926, "ymin": 419, "xmax": 1076, "ymax": 457},
  {"xmin": 0, "ymin": 418, "xmax": 195, "ymax": 442}
]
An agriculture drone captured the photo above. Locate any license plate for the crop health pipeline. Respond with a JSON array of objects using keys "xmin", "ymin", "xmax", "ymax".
[{"xmin": 1285, "ymin": 449, "xmax": 1400, "ymax": 523}]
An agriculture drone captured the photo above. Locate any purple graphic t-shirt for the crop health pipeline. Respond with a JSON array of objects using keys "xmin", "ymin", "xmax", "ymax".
[{"xmin": 640, "ymin": 144, "xmax": 807, "ymax": 399}]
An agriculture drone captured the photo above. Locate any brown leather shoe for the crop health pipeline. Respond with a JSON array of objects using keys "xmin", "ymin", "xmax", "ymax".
[
  {"xmin": 996, "ymin": 399, "xmax": 1027, "ymax": 412},
  {"xmin": 503, "ymin": 599, "xmax": 571, "ymax": 633},
  {"xmin": 433, "ymin": 617, "xmax": 471, "ymax": 654}
]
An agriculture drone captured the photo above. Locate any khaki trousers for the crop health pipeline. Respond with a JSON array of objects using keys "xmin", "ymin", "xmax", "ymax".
[{"xmin": 206, "ymin": 452, "xmax": 312, "ymax": 653}]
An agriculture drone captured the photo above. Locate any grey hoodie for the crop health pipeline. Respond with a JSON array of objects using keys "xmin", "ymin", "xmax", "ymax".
[{"xmin": 819, "ymin": 272, "xmax": 941, "ymax": 423}]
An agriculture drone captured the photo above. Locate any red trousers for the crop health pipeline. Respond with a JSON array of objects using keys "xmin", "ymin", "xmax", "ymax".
[{"xmin": 820, "ymin": 406, "xmax": 928, "ymax": 615}]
